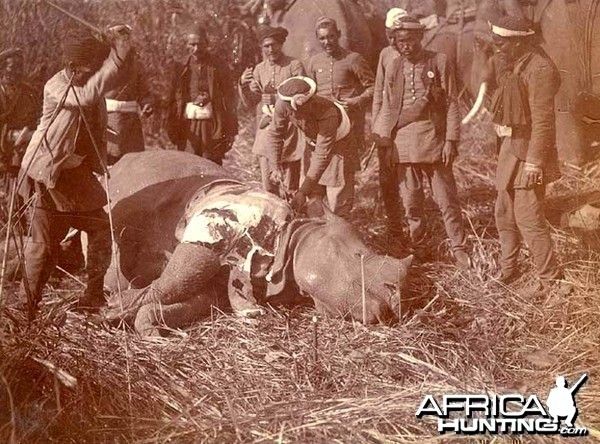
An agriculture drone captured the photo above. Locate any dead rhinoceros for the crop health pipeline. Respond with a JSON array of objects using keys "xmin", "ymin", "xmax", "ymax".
[{"xmin": 102, "ymin": 151, "xmax": 412, "ymax": 336}]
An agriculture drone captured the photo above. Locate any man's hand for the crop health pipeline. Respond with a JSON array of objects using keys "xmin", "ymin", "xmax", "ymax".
[
  {"xmin": 107, "ymin": 25, "xmax": 132, "ymax": 60},
  {"xmin": 337, "ymin": 96, "xmax": 360, "ymax": 110},
  {"xmin": 269, "ymin": 168, "xmax": 284, "ymax": 186},
  {"xmin": 523, "ymin": 162, "xmax": 543, "ymax": 188},
  {"xmin": 140, "ymin": 103, "xmax": 153, "ymax": 117},
  {"xmin": 291, "ymin": 190, "xmax": 307, "ymax": 212},
  {"xmin": 240, "ymin": 67, "xmax": 254, "ymax": 85},
  {"xmin": 441, "ymin": 140, "xmax": 458, "ymax": 167}
]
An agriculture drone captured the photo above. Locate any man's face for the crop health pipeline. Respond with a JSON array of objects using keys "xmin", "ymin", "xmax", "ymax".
[
  {"xmin": 187, "ymin": 33, "xmax": 208, "ymax": 59},
  {"xmin": 492, "ymin": 35, "xmax": 524, "ymax": 61},
  {"xmin": 261, "ymin": 37, "xmax": 283, "ymax": 63},
  {"xmin": 1, "ymin": 56, "xmax": 24, "ymax": 85},
  {"xmin": 394, "ymin": 30, "xmax": 423, "ymax": 60},
  {"xmin": 317, "ymin": 27, "xmax": 341, "ymax": 56},
  {"xmin": 72, "ymin": 64, "xmax": 96, "ymax": 86}
]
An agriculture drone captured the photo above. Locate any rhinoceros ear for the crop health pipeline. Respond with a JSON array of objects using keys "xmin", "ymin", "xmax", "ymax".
[{"xmin": 398, "ymin": 254, "xmax": 413, "ymax": 285}]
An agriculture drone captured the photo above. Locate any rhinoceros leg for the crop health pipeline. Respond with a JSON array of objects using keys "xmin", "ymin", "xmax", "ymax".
[
  {"xmin": 134, "ymin": 290, "xmax": 222, "ymax": 337},
  {"xmin": 105, "ymin": 242, "xmax": 223, "ymax": 328}
]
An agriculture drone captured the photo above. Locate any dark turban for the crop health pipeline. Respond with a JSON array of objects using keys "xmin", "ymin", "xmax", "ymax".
[
  {"xmin": 185, "ymin": 23, "xmax": 207, "ymax": 40},
  {"xmin": 63, "ymin": 28, "xmax": 109, "ymax": 67},
  {"xmin": 391, "ymin": 15, "xmax": 425, "ymax": 31},
  {"xmin": 256, "ymin": 25, "xmax": 288, "ymax": 44},
  {"xmin": 490, "ymin": 16, "xmax": 535, "ymax": 37},
  {"xmin": 277, "ymin": 76, "xmax": 316, "ymax": 101}
]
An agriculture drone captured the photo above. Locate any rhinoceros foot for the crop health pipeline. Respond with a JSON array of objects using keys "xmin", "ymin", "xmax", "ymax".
[{"xmin": 104, "ymin": 243, "xmax": 228, "ymax": 336}]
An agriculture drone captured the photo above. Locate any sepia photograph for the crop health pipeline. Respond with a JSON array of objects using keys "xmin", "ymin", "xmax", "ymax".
[{"xmin": 0, "ymin": 0, "xmax": 598, "ymax": 441}]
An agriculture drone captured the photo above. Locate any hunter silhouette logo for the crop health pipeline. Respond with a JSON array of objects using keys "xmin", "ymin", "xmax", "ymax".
[
  {"xmin": 546, "ymin": 374, "xmax": 587, "ymax": 428},
  {"xmin": 416, "ymin": 374, "xmax": 589, "ymax": 436}
]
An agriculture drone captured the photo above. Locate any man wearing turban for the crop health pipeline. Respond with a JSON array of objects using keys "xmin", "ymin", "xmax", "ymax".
[
  {"xmin": 238, "ymin": 25, "xmax": 304, "ymax": 195},
  {"xmin": 487, "ymin": 16, "xmax": 570, "ymax": 296},
  {"xmin": 372, "ymin": 15, "xmax": 470, "ymax": 268},
  {"xmin": 264, "ymin": 76, "xmax": 353, "ymax": 215},
  {"xmin": 19, "ymin": 27, "xmax": 132, "ymax": 315},
  {"xmin": 373, "ymin": 8, "xmax": 406, "ymax": 241},
  {"xmin": 166, "ymin": 25, "xmax": 238, "ymax": 165},
  {"xmin": 304, "ymin": 17, "xmax": 375, "ymax": 217}
]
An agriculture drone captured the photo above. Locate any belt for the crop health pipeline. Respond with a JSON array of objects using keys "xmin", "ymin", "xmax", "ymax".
[{"xmin": 105, "ymin": 99, "xmax": 139, "ymax": 113}]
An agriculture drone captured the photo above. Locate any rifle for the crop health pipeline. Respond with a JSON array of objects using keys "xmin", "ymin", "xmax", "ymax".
[{"xmin": 569, "ymin": 374, "xmax": 588, "ymax": 395}]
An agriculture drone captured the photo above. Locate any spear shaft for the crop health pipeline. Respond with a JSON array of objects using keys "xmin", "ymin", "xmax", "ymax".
[{"xmin": 45, "ymin": 0, "xmax": 105, "ymax": 37}]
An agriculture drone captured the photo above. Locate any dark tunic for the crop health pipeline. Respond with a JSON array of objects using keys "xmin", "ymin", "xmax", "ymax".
[
  {"xmin": 0, "ymin": 80, "xmax": 40, "ymax": 170},
  {"xmin": 166, "ymin": 55, "xmax": 238, "ymax": 159},
  {"xmin": 105, "ymin": 57, "xmax": 153, "ymax": 162}
]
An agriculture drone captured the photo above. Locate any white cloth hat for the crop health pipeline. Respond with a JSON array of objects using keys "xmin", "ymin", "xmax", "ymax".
[{"xmin": 385, "ymin": 7, "xmax": 408, "ymax": 29}]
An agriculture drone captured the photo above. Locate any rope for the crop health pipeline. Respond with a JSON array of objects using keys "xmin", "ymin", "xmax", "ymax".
[{"xmin": 69, "ymin": 86, "xmax": 123, "ymax": 302}]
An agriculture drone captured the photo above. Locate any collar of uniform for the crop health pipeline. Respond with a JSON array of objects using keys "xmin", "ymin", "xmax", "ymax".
[
  {"xmin": 403, "ymin": 48, "xmax": 427, "ymax": 66},
  {"xmin": 326, "ymin": 47, "xmax": 349, "ymax": 61}
]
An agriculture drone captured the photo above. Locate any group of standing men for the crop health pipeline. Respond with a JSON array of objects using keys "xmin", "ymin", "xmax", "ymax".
[
  {"xmin": 237, "ymin": 8, "xmax": 570, "ymax": 295},
  {"xmin": 0, "ymin": 6, "xmax": 570, "ymax": 317},
  {"xmin": 239, "ymin": 12, "xmax": 469, "ymax": 266}
]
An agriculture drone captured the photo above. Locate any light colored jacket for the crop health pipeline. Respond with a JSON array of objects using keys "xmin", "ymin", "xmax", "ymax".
[{"xmin": 22, "ymin": 49, "xmax": 125, "ymax": 188}]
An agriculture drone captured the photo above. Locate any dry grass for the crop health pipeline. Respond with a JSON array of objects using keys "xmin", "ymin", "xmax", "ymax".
[{"xmin": 1, "ymin": 110, "xmax": 599, "ymax": 442}]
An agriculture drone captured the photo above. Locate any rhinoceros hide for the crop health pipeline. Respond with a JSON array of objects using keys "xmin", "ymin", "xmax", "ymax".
[{"xmin": 104, "ymin": 151, "xmax": 237, "ymax": 290}]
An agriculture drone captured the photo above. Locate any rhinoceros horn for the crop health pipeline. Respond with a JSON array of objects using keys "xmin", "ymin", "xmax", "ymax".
[{"xmin": 396, "ymin": 254, "xmax": 413, "ymax": 317}]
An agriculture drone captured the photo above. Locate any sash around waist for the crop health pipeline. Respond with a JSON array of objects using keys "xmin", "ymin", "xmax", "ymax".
[{"xmin": 105, "ymin": 99, "xmax": 139, "ymax": 113}]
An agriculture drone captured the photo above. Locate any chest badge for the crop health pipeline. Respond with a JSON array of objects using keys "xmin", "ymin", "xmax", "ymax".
[{"xmin": 427, "ymin": 71, "xmax": 435, "ymax": 79}]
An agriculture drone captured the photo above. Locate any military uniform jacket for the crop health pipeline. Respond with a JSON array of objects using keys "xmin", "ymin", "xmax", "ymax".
[
  {"xmin": 238, "ymin": 55, "xmax": 304, "ymax": 161},
  {"xmin": 265, "ymin": 96, "xmax": 348, "ymax": 187},
  {"xmin": 372, "ymin": 50, "xmax": 460, "ymax": 163},
  {"xmin": 372, "ymin": 45, "xmax": 399, "ymax": 127},
  {"xmin": 493, "ymin": 49, "xmax": 561, "ymax": 190}
]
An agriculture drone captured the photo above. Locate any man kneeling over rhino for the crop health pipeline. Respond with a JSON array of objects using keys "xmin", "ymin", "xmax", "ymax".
[{"xmin": 101, "ymin": 151, "xmax": 412, "ymax": 336}]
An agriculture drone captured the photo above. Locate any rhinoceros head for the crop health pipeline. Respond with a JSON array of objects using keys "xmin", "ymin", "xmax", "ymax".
[{"xmin": 291, "ymin": 210, "xmax": 412, "ymax": 324}]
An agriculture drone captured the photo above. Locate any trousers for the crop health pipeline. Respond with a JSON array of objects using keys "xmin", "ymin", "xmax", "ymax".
[
  {"xmin": 23, "ymin": 206, "xmax": 112, "ymax": 304},
  {"xmin": 494, "ymin": 187, "xmax": 560, "ymax": 280},
  {"xmin": 378, "ymin": 148, "xmax": 403, "ymax": 233},
  {"xmin": 396, "ymin": 162, "xmax": 467, "ymax": 252}
]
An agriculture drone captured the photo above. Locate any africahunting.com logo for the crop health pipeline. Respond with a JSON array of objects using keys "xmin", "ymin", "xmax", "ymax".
[{"xmin": 416, "ymin": 374, "xmax": 588, "ymax": 437}]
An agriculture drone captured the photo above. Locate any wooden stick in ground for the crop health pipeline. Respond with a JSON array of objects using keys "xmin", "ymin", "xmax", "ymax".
[
  {"xmin": 360, "ymin": 254, "xmax": 367, "ymax": 324},
  {"xmin": 312, "ymin": 315, "xmax": 318, "ymax": 363},
  {"xmin": 397, "ymin": 265, "xmax": 402, "ymax": 320}
]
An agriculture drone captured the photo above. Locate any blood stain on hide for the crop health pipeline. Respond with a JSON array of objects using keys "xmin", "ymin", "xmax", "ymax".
[{"xmin": 246, "ymin": 215, "xmax": 278, "ymax": 252}]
